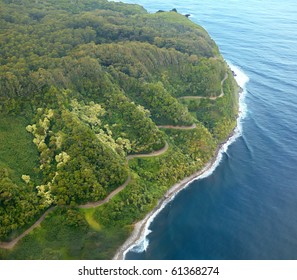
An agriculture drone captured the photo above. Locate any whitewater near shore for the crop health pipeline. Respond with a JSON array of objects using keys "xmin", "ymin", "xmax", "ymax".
[{"xmin": 113, "ymin": 63, "xmax": 249, "ymax": 260}]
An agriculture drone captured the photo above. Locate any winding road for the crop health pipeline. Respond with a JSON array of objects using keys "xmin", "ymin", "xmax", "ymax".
[
  {"xmin": 179, "ymin": 72, "xmax": 228, "ymax": 100},
  {"xmin": 0, "ymin": 73, "xmax": 229, "ymax": 250},
  {"xmin": 0, "ymin": 207, "xmax": 56, "ymax": 250},
  {"xmin": 0, "ymin": 142, "xmax": 169, "ymax": 249},
  {"xmin": 79, "ymin": 141, "xmax": 169, "ymax": 209},
  {"xmin": 157, "ymin": 123, "xmax": 197, "ymax": 130}
]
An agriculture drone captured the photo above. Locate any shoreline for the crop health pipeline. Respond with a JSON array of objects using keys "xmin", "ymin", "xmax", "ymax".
[
  {"xmin": 114, "ymin": 63, "xmax": 248, "ymax": 260},
  {"xmin": 113, "ymin": 127, "xmax": 237, "ymax": 260}
]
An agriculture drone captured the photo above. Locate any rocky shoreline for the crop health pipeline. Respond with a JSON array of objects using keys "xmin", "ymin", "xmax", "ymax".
[{"xmin": 113, "ymin": 127, "xmax": 238, "ymax": 260}]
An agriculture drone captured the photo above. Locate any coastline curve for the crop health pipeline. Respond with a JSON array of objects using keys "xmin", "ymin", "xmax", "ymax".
[
  {"xmin": 0, "ymin": 71, "xmax": 231, "ymax": 251},
  {"xmin": 114, "ymin": 63, "xmax": 249, "ymax": 260}
]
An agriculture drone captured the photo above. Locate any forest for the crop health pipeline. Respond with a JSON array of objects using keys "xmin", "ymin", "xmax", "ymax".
[{"xmin": 0, "ymin": 0, "xmax": 239, "ymax": 259}]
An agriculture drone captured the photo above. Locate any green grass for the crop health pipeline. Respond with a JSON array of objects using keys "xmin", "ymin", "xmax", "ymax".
[
  {"xmin": 0, "ymin": 130, "xmax": 215, "ymax": 260},
  {"xmin": 81, "ymin": 208, "xmax": 102, "ymax": 231},
  {"xmin": 0, "ymin": 206, "xmax": 132, "ymax": 260},
  {"xmin": 0, "ymin": 115, "xmax": 40, "ymax": 184}
]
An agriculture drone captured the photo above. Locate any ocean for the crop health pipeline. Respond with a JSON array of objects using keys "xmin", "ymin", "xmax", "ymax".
[{"xmin": 123, "ymin": 0, "xmax": 297, "ymax": 259}]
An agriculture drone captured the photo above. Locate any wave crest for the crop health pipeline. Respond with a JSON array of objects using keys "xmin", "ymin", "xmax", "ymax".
[{"xmin": 124, "ymin": 62, "xmax": 249, "ymax": 258}]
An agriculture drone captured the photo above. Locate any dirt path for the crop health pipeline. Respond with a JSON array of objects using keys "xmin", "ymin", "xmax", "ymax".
[
  {"xmin": 1, "ymin": 72, "xmax": 227, "ymax": 250},
  {"xmin": 78, "ymin": 175, "xmax": 132, "ymax": 209},
  {"xmin": 0, "ymin": 71, "xmax": 226, "ymax": 250},
  {"xmin": 126, "ymin": 141, "xmax": 169, "ymax": 160},
  {"xmin": 179, "ymin": 72, "xmax": 228, "ymax": 100},
  {"xmin": 157, "ymin": 123, "xmax": 197, "ymax": 130},
  {"xmin": 80, "ymin": 141, "xmax": 169, "ymax": 208},
  {"xmin": 113, "ymin": 126, "xmax": 237, "ymax": 260},
  {"xmin": 0, "ymin": 142, "xmax": 169, "ymax": 249},
  {"xmin": 0, "ymin": 207, "xmax": 56, "ymax": 250},
  {"xmin": 210, "ymin": 72, "xmax": 228, "ymax": 99}
]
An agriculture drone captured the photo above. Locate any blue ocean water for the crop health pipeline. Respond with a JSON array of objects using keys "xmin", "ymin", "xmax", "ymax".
[{"xmin": 124, "ymin": 0, "xmax": 297, "ymax": 259}]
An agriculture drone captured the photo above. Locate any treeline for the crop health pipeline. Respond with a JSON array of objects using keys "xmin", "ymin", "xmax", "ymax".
[
  {"xmin": 0, "ymin": 0, "xmax": 217, "ymax": 77},
  {"xmin": 195, "ymin": 71, "xmax": 239, "ymax": 141},
  {"xmin": 0, "ymin": 0, "xmax": 239, "ymax": 257},
  {"xmin": 0, "ymin": 167, "xmax": 41, "ymax": 240}
]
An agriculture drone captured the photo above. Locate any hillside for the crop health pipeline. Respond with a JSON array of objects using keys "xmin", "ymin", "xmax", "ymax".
[{"xmin": 0, "ymin": 0, "xmax": 239, "ymax": 259}]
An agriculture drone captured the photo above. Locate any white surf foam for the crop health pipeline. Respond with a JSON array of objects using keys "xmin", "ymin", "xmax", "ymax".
[{"xmin": 123, "ymin": 62, "xmax": 249, "ymax": 258}]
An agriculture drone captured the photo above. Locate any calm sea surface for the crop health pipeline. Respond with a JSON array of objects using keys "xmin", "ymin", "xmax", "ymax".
[{"xmin": 124, "ymin": 0, "xmax": 297, "ymax": 259}]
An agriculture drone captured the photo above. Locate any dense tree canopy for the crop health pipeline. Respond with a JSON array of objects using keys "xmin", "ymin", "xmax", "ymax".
[{"xmin": 0, "ymin": 0, "xmax": 239, "ymax": 259}]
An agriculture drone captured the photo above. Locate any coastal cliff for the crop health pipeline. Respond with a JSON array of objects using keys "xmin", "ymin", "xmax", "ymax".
[{"xmin": 0, "ymin": 0, "xmax": 239, "ymax": 259}]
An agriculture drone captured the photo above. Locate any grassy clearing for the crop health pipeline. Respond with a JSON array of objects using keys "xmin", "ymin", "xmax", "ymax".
[
  {"xmin": 81, "ymin": 208, "xmax": 102, "ymax": 231},
  {"xmin": 0, "ymin": 115, "xmax": 39, "ymax": 184},
  {"xmin": 0, "ymin": 206, "xmax": 132, "ymax": 260}
]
